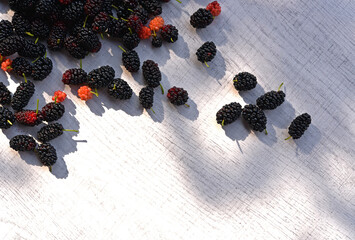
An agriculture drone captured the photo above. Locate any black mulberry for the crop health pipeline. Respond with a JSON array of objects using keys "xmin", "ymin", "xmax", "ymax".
[
  {"xmin": 142, "ymin": 60, "xmax": 162, "ymax": 89},
  {"xmin": 122, "ymin": 49, "xmax": 140, "ymax": 72},
  {"xmin": 0, "ymin": 20, "xmax": 14, "ymax": 42},
  {"xmin": 107, "ymin": 78, "xmax": 133, "ymax": 100},
  {"xmin": 0, "ymin": 82, "xmax": 12, "ymax": 105},
  {"xmin": 190, "ymin": 9, "xmax": 214, "ymax": 29},
  {"xmin": 196, "ymin": 41, "xmax": 216, "ymax": 66},
  {"xmin": 256, "ymin": 83, "xmax": 285, "ymax": 110},
  {"xmin": 11, "ymin": 57, "xmax": 33, "ymax": 77},
  {"xmin": 139, "ymin": 86, "xmax": 154, "ymax": 110},
  {"xmin": 62, "ymin": 68, "xmax": 88, "ymax": 85},
  {"xmin": 41, "ymin": 102, "xmax": 65, "ymax": 122},
  {"xmin": 32, "ymin": 57, "xmax": 53, "ymax": 81},
  {"xmin": 87, "ymin": 65, "xmax": 115, "ymax": 89},
  {"xmin": 287, "ymin": 113, "xmax": 311, "ymax": 139},
  {"xmin": 122, "ymin": 32, "xmax": 140, "ymax": 50},
  {"xmin": 161, "ymin": 25, "xmax": 178, "ymax": 43},
  {"xmin": 233, "ymin": 72, "xmax": 257, "ymax": 91},
  {"xmin": 47, "ymin": 22, "xmax": 67, "ymax": 51},
  {"xmin": 18, "ymin": 40, "xmax": 46, "ymax": 59},
  {"xmin": 242, "ymin": 104, "xmax": 267, "ymax": 132},
  {"xmin": 0, "ymin": 36, "xmax": 24, "ymax": 56},
  {"xmin": 37, "ymin": 123, "xmax": 64, "ymax": 142},
  {"xmin": 216, "ymin": 102, "xmax": 242, "ymax": 126},
  {"xmin": 64, "ymin": 35, "xmax": 88, "ymax": 59},
  {"xmin": 11, "ymin": 81, "xmax": 35, "ymax": 111},
  {"xmin": 36, "ymin": 143, "xmax": 57, "ymax": 170},
  {"xmin": 76, "ymin": 27, "xmax": 102, "ymax": 53},
  {"xmin": 10, "ymin": 135, "xmax": 36, "ymax": 151},
  {"xmin": 0, "ymin": 106, "xmax": 16, "ymax": 129}
]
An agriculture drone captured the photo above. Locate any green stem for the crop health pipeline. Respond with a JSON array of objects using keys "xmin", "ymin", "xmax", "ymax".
[
  {"xmin": 57, "ymin": 39, "xmax": 60, "ymax": 44},
  {"xmin": 100, "ymin": 33, "xmax": 104, "ymax": 40},
  {"xmin": 36, "ymin": 99, "xmax": 39, "ymax": 115},
  {"xmin": 35, "ymin": 37, "xmax": 39, "ymax": 44},
  {"xmin": 128, "ymin": 27, "xmax": 132, "ymax": 34},
  {"xmin": 221, "ymin": 120, "xmax": 225, "ymax": 127},
  {"xmin": 121, "ymin": 18, "xmax": 128, "ymax": 22},
  {"xmin": 118, "ymin": 45, "xmax": 126, "ymax": 53},
  {"xmin": 54, "ymin": 96, "xmax": 57, "ymax": 104},
  {"xmin": 160, "ymin": 83, "xmax": 164, "ymax": 94},
  {"xmin": 44, "ymin": 51, "xmax": 47, "ymax": 58},
  {"xmin": 150, "ymin": 108, "xmax": 156, "ymax": 114},
  {"xmin": 83, "ymin": 15, "xmax": 89, "ymax": 28},
  {"xmin": 204, "ymin": 61, "xmax": 210, "ymax": 68},
  {"xmin": 171, "ymin": 38, "xmax": 174, "ymax": 43},
  {"xmin": 175, "ymin": 0, "xmax": 182, "ymax": 3},
  {"xmin": 113, "ymin": 84, "xmax": 116, "ymax": 90},
  {"xmin": 80, "ymin": 59, "xmax": 82, "ymax": 69},
  {"xmin": 63, "ymin": 129, "xmax": 79, "ymax": 133},
  {"xmin": 22, "ymin": 73, "xmax": 27, "ymax": 83},
  {"xmin": 264, "ymin": 129, "xmax": 268, "ymax": 135},
  {"xmin": 278, "ymin": 82, "xmax": 284, "ymax": 91},
  {"xmin": 285, "ymin": 136, "xmax": 292, "ymax": 140},
  {"xmin": 109, "ymin": 15, "xmax": 118, "ymax": 20},
  {"xmin": 112, "ymin": 4, "xmax": 118, "ymax": 10},
  {"xmin": 32, "ymin": 56, "xmax": 40, "ymax": 63},
  {"xmin": 49, "ymin": 165, "xmax": 52, "ymax": 172},
  {"xmin": 7, "ymin": 120, "xmax": 12, "ymax": 125},
  {"xmin": 25, "ymin": 32, "xmax": 34, "ymax": 37},
  {"xmin": 184, "ymin": 103, "xmax": 190, "ymax": 108},
  {"xmin": 128, "ymin": 8, "xmax": 134, "ymax": 12},
  {"xmin": 90, "ymin": 88, "xmax": 99, "ymax": 97}
]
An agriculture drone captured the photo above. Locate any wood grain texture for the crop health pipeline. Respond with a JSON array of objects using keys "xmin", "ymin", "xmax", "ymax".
[{"xmin": 0, "ymin": 0, "xmax": 354, "ymax": 239}]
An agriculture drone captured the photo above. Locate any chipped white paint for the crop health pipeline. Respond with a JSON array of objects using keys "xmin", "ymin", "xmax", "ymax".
[{"xmin": 0, "ymin": 0, "xmax": 354, "ymax": 239}]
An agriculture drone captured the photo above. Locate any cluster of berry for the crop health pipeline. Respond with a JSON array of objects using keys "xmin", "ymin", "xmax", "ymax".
[
  {"xmin": 216, "ymin": 72, "xmax": 312, "ymax": 140},
  {"xmin": 1, "ymin": 75, "xmax": 77, "ymax": 171}
]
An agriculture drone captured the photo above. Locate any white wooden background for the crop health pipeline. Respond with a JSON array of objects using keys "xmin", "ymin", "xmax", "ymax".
[{"xmin": 0, "ymin": 0, "xmax": 354, "ymax": 239}]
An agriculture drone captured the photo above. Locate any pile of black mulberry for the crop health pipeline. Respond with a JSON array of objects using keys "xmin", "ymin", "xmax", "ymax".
[{"xmin": 216, "ymin": 72, "xmax": 312, "ymax": 139}]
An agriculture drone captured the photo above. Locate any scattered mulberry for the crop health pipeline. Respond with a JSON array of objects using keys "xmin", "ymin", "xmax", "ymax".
[
  {"xmin": 12, "ymin": 12, "xmax": 32, "ymax": 36},
  {"xmin": 59, "ymin": 0, "xmax": 74, "ymax": 4},
  {"xmin": 0, "ymin": 106, "xmax": 15, "ymax": 129},
  {"xmin": 190, "ymin": 8, "xmax": 214, "ymax": 28},
  {"xmin": 62, "ymin": 0, "xmax": 85, "ymax": 24},
  {"xmin": 140, "ymin": 0, "xmax": 162, "ymax": 16},
  {"xmin": 0, "ymin": 83, "xmax": 11, "ymax": 105},
  {"xmin": 132, "ymin": 6, "xmax": 149, "ymax": 25},
  {"xmin": 216, "ymin": 102, "xmax": 242, "ymax": 126},
  {"xmin": 161, "ymin": 24, "xmax": 178, "ymax": 43},
  {"xmin": 15, "ymin": 110, "xmax": 43, "ymax": 126},
  {"xmin": 36, "ymin": 143, "xmax": 57, "ymax": 168},
  {"xmin": 256, "ymin": 84, "xmax": 286, "ymax": 110},
  {"xmin": 76, "ymin": 27, "xmax": 102, "ymax": 53},
  {"xmin": 32, "ymin": 57, "xmax": 53, "ymax": 81},
  {"xmin": 31, "ymin": 18, "xmax": 50, "ymax": 39},
  {"xmin": 167, "ymin": 87, "xmax": 189, "ymax": 106},
  {"xmin": 107, "ymin": 18, "xmax": 129, "ymax": 38},
  {"xmin": 287, "ymin": 113, "xmax": 311, "ymax": 139},
  {"xmin": 37, "ymin": 123, "xmax": 64, "ymax": 142},
  {"xmin": 142, "ymin": 60, "xmax": 162, "ymax": 88},
  {"xmin": 0, "ymin": 36, "xmax": 24, "ymax": 56},
  {"xmin": 9, "ymin": 0, "xmax": 37, "ymax": 14},
  {"xmin": 41, "ymin": 102, "xmax": 65, "ymax": 122},
  {"xmin": 242, "ymin": 104, "xmax": 267, "ymax": 132},
  {"xmin": 122, "ymin": 49, "xmax": 140, "ymax": 72},
  {"xmin": 35, "ymin": 0, "xmax": 56, "ymax": 17},
  {"xmin": 78, "ymin": 85, "xmax": 93, "ymax": 100},
  {"xmin": 11, "ymin": 81, "xmax": 35, "ymax": 111},
  {"xmin": 87, "ymin": 65, "xmax": 115, "ymax": 89},
  {"xmin": 233, "ymin": 72, "xmax": 257, "ymax": 91},
  {"xmin": 11, "ymin": 57, "xmax": 33, "ymax": 77},
  {"xmin": 122, "ymin": 32, "xmax": 140, "ymax": 50},
  {"xmin": 0, "ymin": 20, "xmax": 14, "ymax": 42},
  {"xmin": 64, "ymin": 35, "xmax": 88, "ymax": 59},
  {"xmin": 62, "ymin": 68, "xmax": 88, "ymax": 85},
  {"xmin": 92, "ymin": 12, "xmax": 110, "ymax": 33},
  {"xmin": 84, "ymin": 0, "xmax": 104, "ymax": 17},
  {"xmin": 107, "ymin": 78, "xmax": 133, "ymax": 100},
  {"xmin": 47, "ymin": 22, "xmax": 67, "ymax": 51},
  {"xmin": 152, "ymin": 36, "xmax": 162, "ymax": 48},
  {"xmin": 18, "ymin": 40, "xmax": 46, "ymax": 59},
  {"xmin": 127, "ymin": 15, "xmax": 143, "ymax": 33},
  {"xmin": 139, "ymin": 86, "xmax": 154, "ymax": 110},
  {"xmin": 206, "ymin": 1, "xmax": 221, "ymax": 17},
  {"xmin": 10, "ymin": 135, "xmax": 36, "ymax": 152},
  {"xmin": 196, "ymin": 41, "xmax": 216, "ymax": 65}
]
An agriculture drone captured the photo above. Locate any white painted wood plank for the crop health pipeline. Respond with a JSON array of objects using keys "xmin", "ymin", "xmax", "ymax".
[{"xmin": 0, "ymin": 0, "xmax": 354, "ymax": 239}]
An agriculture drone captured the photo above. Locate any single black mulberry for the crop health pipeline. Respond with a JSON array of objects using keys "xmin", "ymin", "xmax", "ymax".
[
  {"xmin": 47, "ymin": 22, "xmax": 67, "ymax": 51},
  {"xmin": 35, "ymin": 0, "xmax": 56, "ymax": 17},
  {"xmin": 0, "ymin": 82, "xmax": 12, "ymax": 105},
  {"xmin": 107, "ymin": 18, "xmax": 129, "ymax": 38},
  {"xmin": 92, "ymin": 12, "xmax": 110, "ymax": 34},
  {"xmin": 122, "ymin": 49, "xmax": 140, "ymax": 72},
  {"xmin": 76, "ymin": 27, "xmax": 102, "ymax": 53},
  {"xmin": 62, "ymin": 68, "xmax": 88, "ymax": 85},
  {"xmin": 18, "ymin": 40, "xmax": 46, "ymax": 59},
  {"xmin": 62, "ymin": 0, "xmax": 85, "ymax": 24},
  {"xmin": 36, "ymin": 143, "xmax": 57, "ymax": 169},
  {"xmin": 287, "ymin": 113, "xmax": 311, "ymax": 139},
  {"xmin": 190, "ymin": 8, "xmax": 214, "ymax": 29},
  {"xmin": 140, "ymin": 0, "xmax": 162, "ymax": 16},
  {"xmin": 87, "ymin": 65, "xmax": 115, "ymax": 89},
  {"xmin": 256, "ymin": 83, "xmax": 286, "ymax": 110},
  {"xmin": 233, "ymin": 72, "xmax": 257, "ymax": 91},
  {"xmin": 31, "ymin": 18, "xmax": 50, "ymax": 39},
  {"xmin": 107, "ymin": 78, "xmax": 133, "ymax": 100},
  {"xmin": 142, "ymin": 60, "xmax": 162, "ymax": 88},
  {"xmin": 216, "ymin": 102, "xmax": 242, "ymax": 126},
  {"xmin": 122, "ymin": 32, "xmax": 140, "ymax": 50},
  {"xmin": 32, "ymin": 57, "xmax": 53, "ymax": 81},
  {"xmin": 196, "ymin": 41, "xmax": 216, "ymax": 66},
  {"xmin": 12, "ymin": 12, "xmax": 32, "ymax": 36},
  {"xmin": 152, "ymin": 36, "xmax": 162, "ymax": 48},
  {"xmin": 41, "ymin": 102, "xmax": 65, "ymax": 122},
  {"xmin": 10, "ymin": 135, "xmax": 36, "ymax": 152},
  {"xmin": 242, "ymin": 104, "xmax": 267, "ymax": 132},
  {"xmin": 167, "ymin": 87, "xmax": 189, "ymax": 106},
  {"xmin": 11, "ymin": 81, "xmax": 35, "ymax": 111},
  {"xmin": 161, "ymin": 25, "xmax": 178, "ymax": 43},
  {"xmin": 0, "ymin": 106, "xmax": 16, "ymax": 129},
  {"xmin": 84, "ymin": 0, "xmax": 104, "ymax": 17},
  {"xmin": 37, "ymin": 123, "xmax": 64, "ymax": 142},
  {"xmin": 139, "ymin": 86, "xmax": 154, "ymax": 110},
  {"xmin": 64, "ymin": 35, "xmax": 88, "ymax": 59},
  {"xmin": 0, "ymin": 36, "xmax": 24, "ymax": 56},
  {"xmin": 0, "ymin": 20, "xmax": 14, "ymax": 42},
  {"xmin": 11, "ymin": 57, "xmax": 33, "ymax": 77}
]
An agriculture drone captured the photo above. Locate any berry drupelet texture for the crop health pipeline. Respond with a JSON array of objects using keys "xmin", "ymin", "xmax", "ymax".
[
  {"xmin": 139, "ymin": 86, "xmax": 154, "ymax": 109},
  {"xmin": 15, "ymin": 110, "xmax": 43, "ymax": 126},
  {"xmin": 31, "ymin": 18, "xmax": 50, "ymax": 39},
  {"xmin": 107, "ymin": 78, "xmax": 133, "ymax": 100},
  {"xmin": 0, "ymin": 36, "xmax": 24, "ymax": 56},
  {"xmin": 242, "ymin": 104, "xmax": 267, "ymax": 132},
  {"xmin": 216, "ymin": 102, "xmax": 242, "ymax": 126},
  {"xmin": 41, "ymin": 102, "xmax": 65, "ymax": 122},
  {"xmin": 76, "ymin": 27, "xmax": 102, "ymax": 53},
  {"xmin": 122, "ymin": 49, "xmax": 140, "ymax": 72},
  {"xmin": 62, "ymin": 0, "xmax": 85, "ymax": 24},
  {"xmin": 62, "ymin": 68, "xmax": 88, "ymax": 85},
  {"xmin": 78, "ymin": 86, "xmax": 93, "ymax": 100},
  {"xmin": 142, "ymin": 60, "xmax": 162, "ymax": 88},
  {"xmin": 0, "ymin": 82, "xmax": 12, "ymax": 105},
  {"xmin": 87, "ymin": 65, "xmax": 115, "ymax": 89},
  {"xmin": 161, "ymin": 24, "xmax": 178, "ymax": 43},
  {"xmin": 152, "ymin": 36, "xmax": 162, "ymax": 48},
  {"xmin": 35, "ymin": 0, "xmax": 56, "ymax": 17},
  {"xmin": 287, "ymin": 113, "xmax": 311, "ymax": 139},
  {"xmin": 196, "ymin": 41, "xmax": 216, "ymax": 65},
  {"xmin": 92, "ymin": 12, "xmax": 110, "ymax": 34},
  {"xmin": 12, "ymin": 57, "xmax": 33, "ymax": 77},
  {"xmin": 32, "ymin": 57, "xmax": 53, "ymax": 81},
  {"xmin": 84, "ymin": 0, "xmax": 104, "ymax": 17},
  {"xmin": 10, "ymin": 135, "xmax": 36, "ymax": 152},
  {"xmin": 0, "ymin": 106, "xmax": 16, "ymax": 129},
  {"xmin": 11, "ymin": 81, "xmax": 35, "ymax": 111},
  {"xmin": 190, "ymin": 8, "xmax": 214, "ymax": 28},
  {"xmin": 47, "ymin": 22, "xmax": 67, "ymax": 51},
  {"xmin": 233, "ymin": 72, "xmax": 257, "ymax": 91},
  {"xmin": 11, "ymin": 12, "xmax": 31, "ymax": 36},
  {"xmin": 167, "ymin": 87, "xmax": 189, "ymax": 106},
  {"xmin": 36, "ymin": 143, "xmax": 57, "ymax": 167},
  {"xmin": 37, "ymin": 123, "xmax": 64, "ymax": 142},
  {"xmin": 140, "ymin": 0, "xmax": 162, "ymax": 16},
  {"xmin": 256, "ymin": 89, "xmax": 285, "ymax": 110},
  {"xmin": 18, "ymin": 40, "xmax": 46, "ymax": 59},
  {"xmin": 108, "ymin": 18, "xmax": 129, "ymax": 38},
  {"xmin": 206, "ymin": 1, "xmax": 221, "ymax": 17},
  {"xmin": 64, "ymin": 35, "xmax": 88, "ymax": 59},
  {"xmin": 0, "ymin": 20, "xmax": 14, "ymax": 42},
  {"xmin": 122, "ymin": 32, "xmax": 140, "ymax": 50},
  {"xmin": 127, "ymin": 15, "xmax": 143, "ymax": 33}
]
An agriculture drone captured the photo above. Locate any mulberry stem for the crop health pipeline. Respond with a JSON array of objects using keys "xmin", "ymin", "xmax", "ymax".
[
  {"xmin": 264, "ymin": 129, "xmax": 268, "ymax": 135},
  {"xmin": 150, "ymin": 108, "xmax": 156, "ymax": 114},
  {"xmin": 175, "ymin": 0, "xmax": 182, "ymax": 3},
  {"xmin": 128, "ymin": 28, "xmax": 133, "ymax": 34},
  {"xmin": 35, "ymin": 38, "xmax": 39, "ymax": 44},
  {"xmin": 171, "ymin": 38, "xmax": 174, "ymax": 43},
  {"xmin": 83, "ymin": 15, "xmax": 89, "ymax": 28},
  {"xmin": 49, "ymin": 165, "xmax": 52, "ymax": 172},
  {"xmin": 113, "ymin": 84, "xmax": 116, "ymax": 90},
  {"xmin": 25, "ymin": 32, "xmax": 34, "ymax": 37},
  {"xmin": 204, "ymin": 61, "xmax": 210, "ymax": 68},
  {"xmin": 63, "ymin": 129, "xmax": 79, "ymax": 133},
  {"xmin": 185, "ymin": 103, "xmax": 190, "ymax": 108},
  {"xmin": 54, "ymin": 96, "xmax": 57, "ymax": 104},
  {"xmin": 121, "ymin": 18, "xmax": 128, "ymax": 22},
  {"xmin": 80, "ymin": 59, "xmax": 82, "ymax": 69},
  {"xmin": 90, "ymin": 88, "xmax": 99, "ymax": 97},
  {"xmin": 278, "ymin": 82, "xmax": 284, "ymax": 91},
  {"xmin": 100, "ymin": 33, "xmax": 104, "ymax": 40},
  {"xmin": 109, "ymin": 15, "xmax": 118, "ymax": 20},
  {"xmin": 285, "ymin": 136, "xmax": 292, "ymax": 140},
  {"xmin": 36, "ymin": 99, "xmax": 39, "ymax": 115},
  {"xmin": 221, "ymin": 120, "xmax": 225, "ymax": 126},
  {"xmin": 160, "ymin": 84, "xmax": 164, "ymax": 94},
  {"xmin": 32, "ymin": 56, "xmax": 40, "ymax": 63},
  {"xmin": 118, "ymin": 45, "xmax": 126, "ymax": 53},
  {"xmin": 128, "ymin": 9, "xmax": 134, "ymax": 12},
  {"xmin": 57, "ymin": 39, "xmax": 60, "ymax": 44},
  {"xmin": 112, "ymin": 4, "xmax": 118, "ymax": 10},
  {"xmin": 22, "ymin": 73, "xmax": 27, "ymax": 83},
  {"xmin": 7, "ymin": 120, "xmax": 12, "ymax": 125}
]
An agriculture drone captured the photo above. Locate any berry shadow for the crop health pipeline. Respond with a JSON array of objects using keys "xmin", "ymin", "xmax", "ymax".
[
  {"xmin": 137, "ymin": 40, "xmax": 172, "ymax": 68},
  {"xmin": 148, "ymin": 87, "xmax": 165, "ymax": 123},
  {"xmin": 102, "ymin": 92, "xmax": 144, "ymax": 117},
  {"xmin": 256, "ymin": 122, "xmax": 278, "ymax": 147},
  {"xmin": 238, "ymin": 84, "xmax": 266, "ymax": 105},
  {"xmin": 204, "ymin": 50, "xmax": 227, "ymax": 83},
  {"xmin": 267, "ymin": 100, "xmax": 296, "ymax": 129},
  {"xmin": 222, "ymin": 119, "xmax": 251, "ymax": 153},
  {"xmin": 295, "ymin": 124, "xmax": 322, "ymax": 155},
  {"xmin": 169, "ymin": 34, "xmax": 191, "ymax": 60},
  {"xmin": 168, "ymin": 99, "xmax": 199, "ymax": 121}
]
